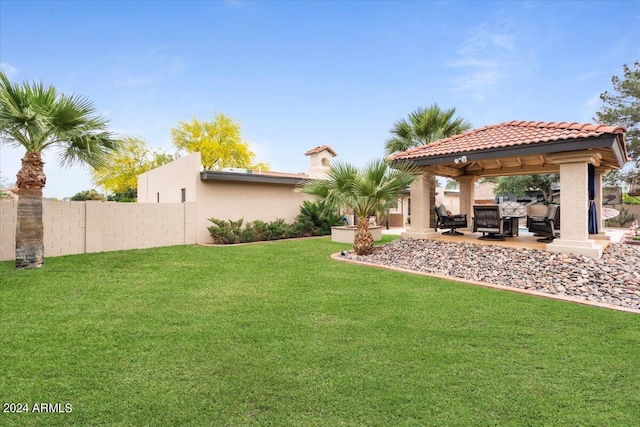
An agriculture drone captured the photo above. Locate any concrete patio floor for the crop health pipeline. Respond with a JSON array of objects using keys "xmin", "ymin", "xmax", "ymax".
[{"xmin": 382, "ymin": 227, "xmax": 627, "ymax": 253}]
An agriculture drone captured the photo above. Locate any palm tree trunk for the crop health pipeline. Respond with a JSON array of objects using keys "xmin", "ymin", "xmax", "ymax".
[
  {"xmin": 353, "ymin": 215, "xmax": 374, "ymax": 255},
  {"xmin": 15, "ymin": 151, "xmax": 46, "ymax": 269}
]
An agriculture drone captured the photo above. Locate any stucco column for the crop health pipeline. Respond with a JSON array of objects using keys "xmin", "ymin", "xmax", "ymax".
[
  {"xmin": 456, "ymin": 176, "xmax": 477, "ymax": 219},
  {"xmin": 402, "ymin": 171, "xmax": 438, "ymax": 239},
  {"xmin": 546, "ymin": 152, "xmax": 604, "ymax": 258}
]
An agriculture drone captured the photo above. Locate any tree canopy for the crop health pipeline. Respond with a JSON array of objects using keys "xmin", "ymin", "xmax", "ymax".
[
  {"xmin": 385, "ymin": 104, "xmax": 472, "ymax": 155},
  {"xmin": 0, "ymin": 72, "xmax": 117, "ymax": 171},
  {"xmin": 171, "ymin": 113, "xmax": 269, "ymax": 171},
  {"xmin": 493, "ymin": 174, "xmax": 559, "ymax": 204},
  {"xmin": 595, "ymin": 61, "xmax": 639, "ymax": 186},
  {"xmin": 91, "ymin": 136, "xmax": 175, "ymax": 195},
  {"xmin": 69, "ymin": 189, "xmax": 106, "ymax": 201}
]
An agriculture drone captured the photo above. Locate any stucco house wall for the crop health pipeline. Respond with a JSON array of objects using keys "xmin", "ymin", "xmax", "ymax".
[
  {"xmin": 195, "ymin": 180, "xmax": 311, "ymax": 243},
  {"xmin": 137, "ymin": 149, "xmax": 334, "ymax": 244},
  {"xmin": 138, "ymin": 152, "xmax": 201, "ymax": 203}
]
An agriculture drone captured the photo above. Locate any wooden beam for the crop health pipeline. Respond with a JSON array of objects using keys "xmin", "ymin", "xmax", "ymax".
[
  {"xmin": 422, "ymin": 164, "xmax": 463, "ymax": 177},
  {"xmin": 463, "ymin": 163, "xmax": 560, "ymax": 177}
]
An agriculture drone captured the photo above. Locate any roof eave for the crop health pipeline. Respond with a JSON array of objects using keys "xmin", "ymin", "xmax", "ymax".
[
  {"xmin": 392, "ymin": 135, "xmax": 627, "ymax": 169},
  {"xmin": 200, "ymin": 171, "xmax": 306, "ymax": 185}
]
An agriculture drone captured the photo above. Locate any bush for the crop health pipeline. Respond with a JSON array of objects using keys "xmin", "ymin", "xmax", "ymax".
[
  {"xmin": 207, "ymin": 218, "xmax": 246, "ymax": 244},
  {"xmin": 295, "ymin": 200, "xmax": 344, "ymax": 236},
  {"xmin": 69, "ymin": 189, "xmax": 105, "ymax": 201},
  {"xmin": 623, "ymin": 193, "xmax": 640, "ymax": 205},
  {"xmin": 252, "ymin": 219, "xmax": 294, "ymax": 241},
  {"xmin": 606, "ymin": 207, "xmax": 637, "ymax": 228},
  {"xmin": 207, "ymin": 201, "xmax": 344, "ymax": 244}
]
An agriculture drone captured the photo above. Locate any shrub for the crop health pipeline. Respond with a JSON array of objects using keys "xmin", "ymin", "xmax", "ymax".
[
  {"xmin": 623, "ymin": 193, "xmax": 640, "ymax": 205},
  {"xmin": 252, "ymin": 219, "xmax": 294, "ymax": 241},
  {"xmin": 207, "ymin": 201, "xmax": 343, "ymax": 244},
  {"xmin": 70, "ymin": 189, "xmax": 106, "ymax": 201},
  {"xmin": 606, "ymin": 207, "xmax": 637, "ymax": 228},
  {"xmin": 295, "ymin": 200, "xmax": 344, "ymax": 236},
  {"xmin": 207, "ymin": 218, "xmax": 245, "ymax": 244}
]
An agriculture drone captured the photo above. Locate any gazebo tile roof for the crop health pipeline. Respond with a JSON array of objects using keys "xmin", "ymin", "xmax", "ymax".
[{"xmin": 390, "ymin": 121, "xmax": 626, "ymax": 160}]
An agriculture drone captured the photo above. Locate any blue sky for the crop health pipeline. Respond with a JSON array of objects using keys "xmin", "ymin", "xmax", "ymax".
[{"xmin": 1, "ymin": 0, "xmax": 639, "ymax": 199}]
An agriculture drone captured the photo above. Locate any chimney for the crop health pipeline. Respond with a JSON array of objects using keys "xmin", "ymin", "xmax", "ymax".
[{"xmin": 304, "ymin": 145, "xmax": 337, "ymax": 179}]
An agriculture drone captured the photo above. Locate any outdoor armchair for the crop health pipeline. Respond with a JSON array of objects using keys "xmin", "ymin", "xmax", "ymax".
[
  {"xmin": 434, "ymin": 204, "xmax": 468, "ymax": 235},
  {"xmin": 527, "ymin": 204, "xmax": 559, "ymax": 242},
  {"xmin": 526, "ymin": 204, "xmax": 560, "ymax": 231},
  {"xmin": 472, "ymin": 205, "xmax": 506, "ymax": 241}
]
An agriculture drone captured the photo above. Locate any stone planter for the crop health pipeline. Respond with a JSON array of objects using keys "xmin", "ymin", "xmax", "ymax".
[{"xmin": 331, "ymin": 226, "xmax": 383, "ymax": 244}]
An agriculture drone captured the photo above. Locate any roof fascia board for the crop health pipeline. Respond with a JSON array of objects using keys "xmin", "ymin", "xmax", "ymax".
[{"xmin": 200, "ymin": 171, "xmax": 305, "ymax": 185}]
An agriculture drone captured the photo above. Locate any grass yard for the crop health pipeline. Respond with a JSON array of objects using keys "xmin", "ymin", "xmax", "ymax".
[{"xmin": 1, "ymin": 236, "xmax": 639, "ymax": 426}]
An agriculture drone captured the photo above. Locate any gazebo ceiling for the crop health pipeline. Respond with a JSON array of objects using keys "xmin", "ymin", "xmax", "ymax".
[{"xmin": 390, "ymin": 121, "xmax": 628, "ymax": 178}]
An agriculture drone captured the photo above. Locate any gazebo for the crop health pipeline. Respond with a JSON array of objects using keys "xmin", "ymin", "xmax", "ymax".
[{"xmin": 391, "ymin": 121, "xmax": 628, "ymax": 258}]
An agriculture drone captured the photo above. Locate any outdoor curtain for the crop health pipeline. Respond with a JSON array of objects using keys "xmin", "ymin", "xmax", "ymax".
[{"xmin": 588, "ymin": 164, "xmax": 598, "ymax": 234}]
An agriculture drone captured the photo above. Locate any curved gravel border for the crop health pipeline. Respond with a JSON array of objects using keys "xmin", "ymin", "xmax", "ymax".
[{"xmin": 333, "ymin": 238, "xmax": 640, "ymax": 314}]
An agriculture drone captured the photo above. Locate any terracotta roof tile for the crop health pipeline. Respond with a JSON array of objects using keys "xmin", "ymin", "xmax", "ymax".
[
  {"xmin": 304, "ymin": 145, "xmax": 338, "ymax": 157},
  {"xmin": 391, "ymin": 121, "xmax": 626, "ymax": 160}
]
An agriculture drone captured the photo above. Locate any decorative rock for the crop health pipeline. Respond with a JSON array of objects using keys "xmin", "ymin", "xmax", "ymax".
[{"xmin": 342, "ymin": 238, "xmax": 640, "ymax": 312}]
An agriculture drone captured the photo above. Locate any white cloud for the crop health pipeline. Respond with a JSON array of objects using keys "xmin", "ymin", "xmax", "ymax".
[
  {"xmin": 0, "ymin": 62, "xmax": 19, "ymax": 79},
  {"xmin": 147, "ymin": 44, "xmax": 168, "ymax": 59},
  {"xmin": 447, "ymin": 22, "xmax": 530, "ymax": 102}
]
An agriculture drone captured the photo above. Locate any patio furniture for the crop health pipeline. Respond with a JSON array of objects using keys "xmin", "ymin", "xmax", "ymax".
[
  {"xmin": 527, "ymin": 205, "xmax": 560, "ymax": 232},
  {"xmin": 499, "ymin": 201, "xmax": 527, "ymax": 237},
  {"xmin": 472, "ymin": 205, "xmax": 506, "ymax": 241},
  {"xmin": 434, "ymin": 204, "xmax": 468, "ymax": 235},
  {"xmin": 527, "ymin": 204, "xmax": 559, "ymax": 242}
]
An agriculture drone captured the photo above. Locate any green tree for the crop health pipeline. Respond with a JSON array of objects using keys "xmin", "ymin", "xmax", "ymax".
[
  {"xmin": 494, "ymin": 174, "xmax": 559, "ymax": 204},
  {"xmin": 69, "ymin": 189, "xmax": 106, "ymax": 201},
  {"xmin": 171, "ymin": 113, "xmax": 269, "ymax": 170},
  {"xmin": 0, "ymin": 72, "xmax": 117, "ymax": 269},
  {"xmin": 299, "ymin": 159, "xmax": 416, "ymax": 255},
  {"xmin": 445, "ymin": 179, "xmax": 459, "ymax": 190},
  {"xmin": 385, "ymin": 104, "xmax": 472, "ymax": 227},
  {"xmin": 595, "ymin": 61, "xmax": 639, "ymax": 187},
  {"xmin": 91, "ymin": 136, "xmax": 175, "ymax": 198}
]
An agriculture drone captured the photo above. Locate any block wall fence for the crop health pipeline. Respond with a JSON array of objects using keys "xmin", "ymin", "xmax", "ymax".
[{"xmin": 0, "ymin": 201, "xmax": 197, "ymax": 261}]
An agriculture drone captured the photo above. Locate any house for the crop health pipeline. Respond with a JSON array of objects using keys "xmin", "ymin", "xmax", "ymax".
[
  {"xmin": 137, "ymin": 146, "xmax": 337, "ymax": 244},
  {"xmin": 473, "ymin": 182, "xmax": 497, "ymax": 204}
]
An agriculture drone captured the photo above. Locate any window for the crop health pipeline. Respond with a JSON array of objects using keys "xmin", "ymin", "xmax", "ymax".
[{"xmin": 157, "ymin": 193, "xmax": 160, "ymax": 203}]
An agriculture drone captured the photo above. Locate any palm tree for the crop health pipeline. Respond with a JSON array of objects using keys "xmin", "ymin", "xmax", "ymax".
[
  {"xmin": 0, "ymin": 72, "xmax": 117, "ymax": 269},
  {"xmin": 385, "ymin": 104, "xmax": 472, "ymax": 228},
  {"xmin": 299, "ymin": 159, "xmax": 416, "ymax": 255}
]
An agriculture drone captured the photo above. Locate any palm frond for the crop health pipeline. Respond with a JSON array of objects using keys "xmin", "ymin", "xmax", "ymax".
[
  {"xmin": 299, "ymin": 159, "xmax": 417, "ymax": 221},
  {"xmin": 0, "ymin": 71, "xmax": 116, "ymax": 169}
]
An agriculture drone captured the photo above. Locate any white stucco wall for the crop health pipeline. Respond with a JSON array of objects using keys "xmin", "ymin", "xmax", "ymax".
[
  {"xmin": 138, "ymin": 152, "xmax": 201, "ymax": 203},
  {"xmin": 195, "ymin": 180, "xmax": 313, "ymax": 244}
]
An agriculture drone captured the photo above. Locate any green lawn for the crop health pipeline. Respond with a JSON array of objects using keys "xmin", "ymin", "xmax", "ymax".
[{"xmin": 1, "ymin": 236, "xmax": 639, "ymax": 426}]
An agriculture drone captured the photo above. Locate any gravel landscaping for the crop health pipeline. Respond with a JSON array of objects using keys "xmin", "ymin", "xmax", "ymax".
[{"xmin": 340, "ymin": 238, "xmax": 640, "ymax": 312}]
